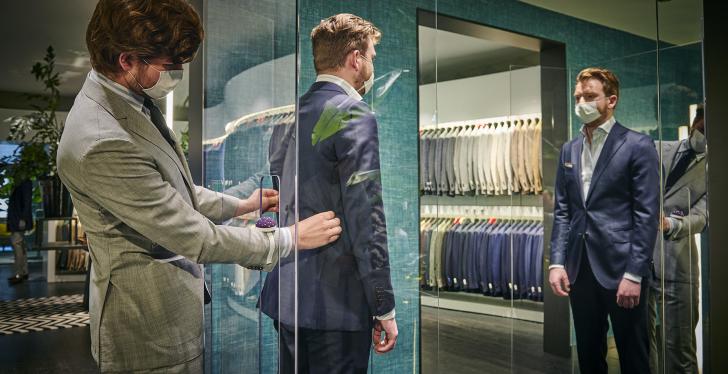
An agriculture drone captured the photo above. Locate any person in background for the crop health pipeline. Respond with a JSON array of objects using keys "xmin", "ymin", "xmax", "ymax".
[
  {"xmin": 7, "ymin": 178, "xmax": 32, "ymax": 285},
  {"xmin": 549, "ymin": 67, "xmax": 660, "ymax": 374},
  {"xmin": 649, "ymin": 105, "xmax": 707, "ymax": 374}
]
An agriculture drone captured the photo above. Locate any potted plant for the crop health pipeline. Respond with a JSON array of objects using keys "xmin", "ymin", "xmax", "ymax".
[{"xmin": 0, "ymin": 46, "xmax": 70, "ymax": 218}]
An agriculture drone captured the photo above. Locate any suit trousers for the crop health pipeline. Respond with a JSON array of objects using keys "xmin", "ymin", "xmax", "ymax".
[
  {"xmin": 648, "ymin": 280, "xmax": 699, "ymax": 374},
  {"xmin": 274, "ymin": 321, "xmax": 371, "ymax": 374},
  {"xmin": 10, "ymin": 232, "xmax": 28, "ymax": 276},
  {"xmin": 569, "ymin": 255, "xmax": 650, "ymax": 374}
]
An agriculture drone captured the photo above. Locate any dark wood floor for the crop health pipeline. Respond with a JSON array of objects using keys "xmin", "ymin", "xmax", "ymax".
[{"xmin": 421, "ymin": 306, "xmax": 621, "ymax": 374}]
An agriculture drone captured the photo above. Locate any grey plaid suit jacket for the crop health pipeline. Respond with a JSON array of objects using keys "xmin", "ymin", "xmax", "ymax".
[{"xmin": 58, "ymin": 75, "xmax": 284, "ymax": 372}]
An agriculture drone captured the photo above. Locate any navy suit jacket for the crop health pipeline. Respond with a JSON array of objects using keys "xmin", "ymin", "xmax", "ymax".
[
  {"xmin": 260, "ymin": 82, "xmax": 394, "ymax": 331},
  {"xmin": 550, "ymin": 122, "xmax": 659, "ymax": 290}
]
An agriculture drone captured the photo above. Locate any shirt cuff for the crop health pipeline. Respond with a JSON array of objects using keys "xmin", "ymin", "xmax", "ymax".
[
  {"xmin": 375, "ymin": 309, "xmax": 396, "ymax": 321},
  {"xmin": 549, "ymin": 264, "xmax": 565, "ymax": 270},
  {"xmin": 623, "ymin": 272, "xmax": 642, "ymax": 283},
  {"xmin": 278, "ymin": 227, "xmax": 292, "ymax": 258},
  {"xmin": 666, "ymin": 217, "xmax": 681, "ymax": 238}
]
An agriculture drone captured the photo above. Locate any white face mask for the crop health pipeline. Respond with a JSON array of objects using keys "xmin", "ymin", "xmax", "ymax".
[
  {"xmin": 358, "ymin": 55, "xmax": 374, "ymax": 95},
  {"xmin": 130, "ymin": 60, "xmax": 183, "ymax": 100},
  {"xmin": 574, "ymin": 100, "xmax": 602, "ymax": 124},
  {"xmin": 689, "ymin": 129, "xmax": 706, "ymax": 153}
]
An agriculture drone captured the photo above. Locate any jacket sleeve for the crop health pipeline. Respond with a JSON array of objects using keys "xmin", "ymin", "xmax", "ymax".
[
  {"xmin": 78, "ymin": 138, "xmax": 283, "ymax": 271},
  {"xmin": 195, "ymin": 186, "xmax": 243, "ymax": 223},
  {"xmin": 549, "ymin": 143, "xmax": 570, "ymax": 266},
  {"xmin": 324, "ymin": 101, "xmax": 394, "ymax": 318},
  {"xmin": 626, "ymin": 136, "xmax": 661, "ymax": 276}
]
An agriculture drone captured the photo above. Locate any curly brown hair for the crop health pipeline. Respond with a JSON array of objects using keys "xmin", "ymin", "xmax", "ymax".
[
  {"xmin": 86, "ymin": 0, "xmax": 204, "ymax": 77},
  {"xmin": 310, "ymin": 13, "xmax": 381, "ymax": 74}
]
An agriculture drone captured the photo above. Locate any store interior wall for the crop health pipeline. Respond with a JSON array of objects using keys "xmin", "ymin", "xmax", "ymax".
[{"xmin": 419, "ymin": 66, "xmax": 541, "ymax": 127}]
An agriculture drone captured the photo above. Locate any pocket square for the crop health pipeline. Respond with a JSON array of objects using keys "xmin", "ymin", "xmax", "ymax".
[{"xmin": 564, "ymin": 162, "xmax": 573, "ymax": 168}]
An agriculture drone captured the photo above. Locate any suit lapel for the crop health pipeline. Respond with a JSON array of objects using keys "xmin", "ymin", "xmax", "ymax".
[
  {"xmin": 82, "ymin": 78, "xmax": 197, "ymax": 206},
  {"xmin": 123, "ymin": 108, "xmax": 197, "ymax": 206},
  {"xmin": 571, "ymin": 137, "xmax": 585, "ymax": 204},
  {"xmin": 586, "ymin": 123, "xmax": 627, "ymax": 204},
  {"xmin": 665, "ymin": 157, "xmax": 705, "ymax": 199}
]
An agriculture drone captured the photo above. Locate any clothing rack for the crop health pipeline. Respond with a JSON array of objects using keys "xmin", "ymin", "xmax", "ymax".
[
  {"xmin": 420, "ymin": 113, "xmax": 543, "ymax": 196},
  {"xmin": 203, "ymin": 104, "xmax": 295, "ymax": 146},
  {"xmin": 419, "ymin": 112, "xmax": 541, "ymax": 131},
  {"xmin": 420, "ymin": 204, "xmax": 543, "ymax": 221}
]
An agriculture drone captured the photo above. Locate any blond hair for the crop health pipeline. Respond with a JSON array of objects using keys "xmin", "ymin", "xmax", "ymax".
[
  {"xmin": 310, "ymin": 13, "xmax": 381, "ymax": 73},
  {"xmin": 576, "ymin": 67, "xmax": 620, "ymax": 98}
]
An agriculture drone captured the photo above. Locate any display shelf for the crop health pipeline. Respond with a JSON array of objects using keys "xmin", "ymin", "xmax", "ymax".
[{"xmin": 421, "ymin": 291, "xmax": 543, "ymax": 323}]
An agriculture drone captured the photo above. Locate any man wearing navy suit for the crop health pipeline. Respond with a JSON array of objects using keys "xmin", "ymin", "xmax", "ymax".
[
  {"xmin": 548, "ymin": 68, "xmax": 660, "ymax": 374},
  {"xmin": 260, "ymin": 13, "xmax": 397, "ymax": 373}
]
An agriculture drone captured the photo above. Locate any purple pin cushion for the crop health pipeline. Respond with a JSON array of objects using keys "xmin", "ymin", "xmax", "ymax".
[{"xmin": 256, "ymin": 216, "xmax": 277, "ymax": 232}]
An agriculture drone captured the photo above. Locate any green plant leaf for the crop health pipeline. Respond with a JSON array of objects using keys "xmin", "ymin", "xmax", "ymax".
[{"xmin": 346, "ymin": 169, "xmax": 381, "ymax": 187}]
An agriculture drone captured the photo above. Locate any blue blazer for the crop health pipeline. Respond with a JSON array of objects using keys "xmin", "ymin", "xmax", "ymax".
[
  {"xmin": 550, "ymin": 122, "xmax": 659, "ymax": 290},
  {"xmin": 260, "ymin": 82, "xmax": 394, "ymax": 331}
]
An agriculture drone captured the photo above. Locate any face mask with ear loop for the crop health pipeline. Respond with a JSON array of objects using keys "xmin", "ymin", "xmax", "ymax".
[
  {"xmin": 574, "ymin": 96, "xmax": 610, "ymax": 124},
  {"xmin": 128, "ymin": 59, "xmax": 183, "ymax": 100},
  {"xmin": 689, "ymin": 128, "xmax": 706, "ymax": 153},
  {"xmin": 358, "ymin": 54, "xmax": 375, "ymax": 95}
]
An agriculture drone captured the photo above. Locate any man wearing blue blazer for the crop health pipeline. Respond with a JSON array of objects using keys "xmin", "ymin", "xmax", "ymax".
[
  {"xmin": 548, "ymin": 68, "xmax": 660, "ymax": 374},
  {"xmin": 260, "ymin": 13, "xmax": 397, "ymax": 373}
]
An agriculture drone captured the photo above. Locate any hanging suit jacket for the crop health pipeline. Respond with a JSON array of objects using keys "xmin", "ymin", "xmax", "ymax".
[
  {"xmin": 57, "ymin": 75, "xmax": 285, "ymax": 372},
  {"xmin": 550, "ymin": 122, "xmax": 660, "ymax": 289},
  {"xmin": 260, "ymin": 81, "xmax": 394, "ymax": 331},
  {"xmin": 653, "ymin": 140, "xmax": 707, "ymax": 283}
]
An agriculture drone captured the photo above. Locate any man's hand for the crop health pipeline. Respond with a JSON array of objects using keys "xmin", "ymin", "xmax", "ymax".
[
  {"xmin": 18, "ymin": 219, "xmax": 26, "ymax": 231},
  {"xmin": 294, "ymin": 211, "xmax": 342, "ymax": 250},
  {"xmin": 616, "ymin": 278, "xmax": 641, "ymax": 309},
  {"xmin": 236, "ymin": 189, "xmax": 279, "ymax": 216},
  {"xmin": 372, "ymin": 318, "xmax": 398, "ymax": 354},
  {"xmin": 660, "ymin": 215, "xmax": 670, "ymax": 233},
  {"xmin": 548, "ymin": 267, "xmax": 570, "ymax": 296}
]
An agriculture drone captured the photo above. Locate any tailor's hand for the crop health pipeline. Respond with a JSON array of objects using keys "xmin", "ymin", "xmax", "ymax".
[
  {"xmin": 549, "ymin": 267, "xmax": 570, "ymax": 296},
  {"xmin": 372, "ymin": 318, "xmax": 398, "ymax": 354},
  {"xmin": 236, "ymin": 189, "xmax": 279, "ymax": 216},
  {"xmin": 293, "ymin": 211, "xmax": 341, "ymax": 250}
]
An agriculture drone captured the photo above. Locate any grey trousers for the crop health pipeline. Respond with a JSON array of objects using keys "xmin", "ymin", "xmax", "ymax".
[
  {"xmin": 102, "ymin": 354, "xmax": 203, "ymax": 374},
  {"xmin": 10, "ymin": 231, "xmax": 28, "ymax": 276},
  {"xmin": 649, "ymin": 280, "xmax": 700, "ymax": 374}
]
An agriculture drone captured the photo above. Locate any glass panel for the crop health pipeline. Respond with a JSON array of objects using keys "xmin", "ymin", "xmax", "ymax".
[
  {"xmin": 202, "ymin": 1, "xmax": 296, "ymax": 372},
  {"xmin": 566, "ymin": 48, "xmax": 660, "ymax": 372},
  {"xmin": 418, "ymin": 8, "xmax": 441, "ymax": 374},
  {"xmin": 288, "ymin": 2, "xmax": 432, "ymax": 373},
  {"xmin": 655, "ymin": 1, "xmax": 705, "ymax": 373}
]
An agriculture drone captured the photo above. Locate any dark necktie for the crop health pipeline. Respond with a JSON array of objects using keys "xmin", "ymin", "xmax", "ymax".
[
  {"xmin": 143, "ymin": 97, "xmax": 176, "ymax": 147},
  {"xmin": 665, "ymin": 148, "xmax": 696, "ymax": 192}
]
